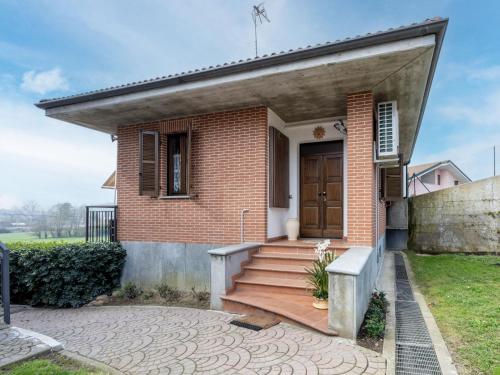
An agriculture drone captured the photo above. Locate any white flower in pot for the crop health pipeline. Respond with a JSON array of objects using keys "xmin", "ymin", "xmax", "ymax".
[{"xmin": 306, "ymin": 240, "xmax": 336, "ymax": 309}]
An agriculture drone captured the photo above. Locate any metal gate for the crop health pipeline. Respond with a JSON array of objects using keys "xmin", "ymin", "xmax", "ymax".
[{"xmin": 0, "ymin": 243, "xmax": 10, "ymax": 325}]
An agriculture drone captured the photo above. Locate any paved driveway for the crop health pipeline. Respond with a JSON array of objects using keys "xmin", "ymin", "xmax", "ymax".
[{"xmin": 12, "ymin": 306, "xmax": 385, "ymax": 374}]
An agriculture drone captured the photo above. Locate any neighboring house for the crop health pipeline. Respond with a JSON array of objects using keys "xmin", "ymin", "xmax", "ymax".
[
  {"xmin": 101, "ymin": 171, "xmax": 116, "ymax": 189},
  {"xmin": 36, "ymin": 18, "xmax": 447, "ymax": 336},
  {"xmin": 408, "ymin": 160, "xmax": 471, "ymax": 196}
]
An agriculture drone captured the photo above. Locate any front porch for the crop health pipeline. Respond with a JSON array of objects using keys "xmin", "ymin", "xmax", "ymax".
[
  {"xmin": 221, "ymin": 240, "xmax": 349, "ymax": 336},
  {"xmin": 209, "ymin": 239, "xmax": 382, "ymax": 339}
]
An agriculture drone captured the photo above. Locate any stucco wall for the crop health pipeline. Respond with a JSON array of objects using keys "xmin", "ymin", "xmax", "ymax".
[
  {"xmin": 408, "ymin": 176, "xmax": 499, "ymax": 253},
  {"xmin": 409, "ymin": 167, "xmax": 464, "ymax": 196}
]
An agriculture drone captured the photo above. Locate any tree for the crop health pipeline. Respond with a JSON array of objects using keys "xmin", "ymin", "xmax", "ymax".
[
  {"xmin": 21, "ymin": 200, "xmax": 41, "ymax": 235},
  {"xmin": 49, "ymin": 203, "xmax": 73, "ymax": 238}
]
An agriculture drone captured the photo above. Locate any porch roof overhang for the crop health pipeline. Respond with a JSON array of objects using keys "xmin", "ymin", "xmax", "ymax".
[{"xmin": 36, "ymin": 18, "xmax": 447, "ymax": 163}]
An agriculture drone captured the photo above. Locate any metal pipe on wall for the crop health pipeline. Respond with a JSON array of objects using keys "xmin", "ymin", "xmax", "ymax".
[{"xmin": 240, "ymin": 209, "xmax": 250, "ymax": 243}]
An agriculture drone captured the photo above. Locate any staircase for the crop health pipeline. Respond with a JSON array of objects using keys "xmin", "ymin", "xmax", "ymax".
[{"xmin": 221, "ymin": 241, "xmax": 348, "ymax": 335}]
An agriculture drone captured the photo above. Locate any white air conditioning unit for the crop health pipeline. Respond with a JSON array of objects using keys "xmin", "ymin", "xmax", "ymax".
[{"xmin": 377, "ymin": 101, "xmax": 399, "ymax": 157}]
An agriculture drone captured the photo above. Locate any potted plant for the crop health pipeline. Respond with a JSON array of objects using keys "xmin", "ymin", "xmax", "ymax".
[{"xmin": 306, "ymin": 240, "xmax": 336, "ymax": 309}]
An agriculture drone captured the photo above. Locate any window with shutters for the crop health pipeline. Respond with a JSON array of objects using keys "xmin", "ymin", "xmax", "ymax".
[
  {"xmin": 167, "ymin": 133, "xmax": 189, "ymax": 195},
  {"xmin": 139, "ymin": 130, "xmax": 159, "ymax": 197}
]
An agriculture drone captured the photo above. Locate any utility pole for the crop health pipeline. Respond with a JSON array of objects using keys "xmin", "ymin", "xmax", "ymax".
[{"xmin": 494, "ymin": 145, "xmax": 496, "ymax": 176}]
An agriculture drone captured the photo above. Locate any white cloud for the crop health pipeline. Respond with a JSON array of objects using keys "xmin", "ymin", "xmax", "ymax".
[
  {"xmin": 21, "ymin": 68, "xmax": 69, "ymax": 94},
  {"xmin": 438, "ymin": 90, "xmax": 500, "ymax": 127},
  {"xmin": 467, "ymin": 65, "xmax": 500, "ymax": 81},
  {"xmin": 0, "ymin": 98, "xmax": 116, "ymax": 208},
  {"xmin": 419, "ymin": 89, "xmax": 500, "ymax": 180}
]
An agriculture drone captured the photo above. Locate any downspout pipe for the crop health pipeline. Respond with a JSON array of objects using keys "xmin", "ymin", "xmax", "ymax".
[{"xmin": 240, "ymin": 209, "xmax": 250, "ymax": 243}]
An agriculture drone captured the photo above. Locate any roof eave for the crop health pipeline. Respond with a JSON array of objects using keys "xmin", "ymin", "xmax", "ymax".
[
  {"xmin": 35, "ymin": 18, "xmax": 448, "ymax": 113},
  {"xmin": 405, "ymin": 19, "xmax": 448, "ymax": 164}
]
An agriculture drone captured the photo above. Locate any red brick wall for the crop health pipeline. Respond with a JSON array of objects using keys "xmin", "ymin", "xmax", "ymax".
[
  {"xmin": 116, "ymin": 107, "xmax": 268, "ymax": 244},
  {"xmin": 346, "ymin": 92, "xmax": 376, "ymax": 246}
]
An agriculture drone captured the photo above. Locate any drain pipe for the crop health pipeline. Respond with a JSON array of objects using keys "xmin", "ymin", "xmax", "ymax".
[
  {"xmin": 375, "ymin": 164, "xmax": 379, "ymax": 254},
  {"xmin": 240, "ymin": 209, "xmax": 250, "ymax": 243}
]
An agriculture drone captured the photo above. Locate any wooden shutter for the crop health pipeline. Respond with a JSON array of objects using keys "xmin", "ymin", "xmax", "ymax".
[
  {"xmin": 186, "ymin": 123, "xmax": 192, "ymax": 195},
  {"xmin": 139, "ymin": 130, "xmax": 159, "ymax": 197},
  {"xmin": 384, "ymin": 165, "xmax": 403, "ymax": 201},
  {"xmin": 269, "ymin": 127, "xmax": 289, "ymax": 208}
]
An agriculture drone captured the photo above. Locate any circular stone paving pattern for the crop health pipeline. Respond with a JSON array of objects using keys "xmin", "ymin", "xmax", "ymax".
[{"xmin": 13, "ymin": 306, "xmax": 385, "ymax": 374}]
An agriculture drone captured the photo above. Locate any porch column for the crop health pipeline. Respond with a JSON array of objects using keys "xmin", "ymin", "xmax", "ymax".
[{"xmin": 346, "ymin": 91, "xmax": 375, "ymax": 246}]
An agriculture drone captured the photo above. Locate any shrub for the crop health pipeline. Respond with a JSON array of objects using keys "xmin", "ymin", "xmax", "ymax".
[
  {"xmin": 365, "ymin": 317, "xmax": 386, "ymax": 338},
  {"xmin": 361, "ymin": 290, "xmax": 388, "ymax": 338},
  {"xmin": 143, "ymin": 290, "xmax": 155, "ymax": 300},
  {"xmin": 191, "ymin": 286, "xmax": 210, "ymax": 302},
  {"xmin": 8, "ymin": 242, "xmax": 126, "ymax": 307},
  {"xmin": 156, "ymin": 282, "xmax": 181, "ymax": 302},
  {"xmin": 122, "ymin": 281, "xmax": 141, "ymax": 300}
]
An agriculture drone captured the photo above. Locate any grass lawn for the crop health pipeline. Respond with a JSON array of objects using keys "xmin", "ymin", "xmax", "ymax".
[
  {"xmin": 1, "ymin": 353, "xmax": 103, "ymax": 375},
  {"xmin": 406, "ymin": 251, "xmax": 500, "ymax": 375},
  {"xmin": 0, "ymin": 232, "xmax": 84, "ymax": 244}
]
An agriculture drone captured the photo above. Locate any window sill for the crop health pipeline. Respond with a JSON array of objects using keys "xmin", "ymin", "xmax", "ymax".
[{"xmin": 159, "ymin": 195, "xmax": 192, "ymax": 200}]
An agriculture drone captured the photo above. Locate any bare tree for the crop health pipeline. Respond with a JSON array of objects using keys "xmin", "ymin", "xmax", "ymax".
[
  {"xmin": 49, "ymin": 203, "xmax": 73, "ymax": 238},
  {"xmin": 21, "ymin": 200, "xmax": 41, "ymax": 232}
]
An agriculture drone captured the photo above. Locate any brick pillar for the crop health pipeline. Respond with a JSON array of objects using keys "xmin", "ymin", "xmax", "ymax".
[{"xmin": 346, "ymin": 91, "xmax": 375, "ymax": 246}]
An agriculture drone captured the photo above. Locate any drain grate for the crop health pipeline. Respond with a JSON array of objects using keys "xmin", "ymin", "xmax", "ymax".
[
  {"xmin": 396, "ymin": 279, "xmax": 414, "ymax": 301},
  {"xmin": 396, "ymin": 344, "xmax": 442, "ymax": 375},
  {"xmin": 396, "ymin": 301, "xmax": 432, "ymax": 345},
  {"xmin": 395, "ymin": 265, "xmax": 409, "ymax": 280},
  {"xmin": 394, "ymin": 253, "xmax": 441, "ymax": 375}
]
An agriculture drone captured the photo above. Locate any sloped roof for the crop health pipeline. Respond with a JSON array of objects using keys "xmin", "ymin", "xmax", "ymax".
[
  {"xmin": 408, "ymin": 160, "xmax": 471, "ymax": 181},
  {"xmin": 101, "ymin": 171, "xmax": 116, "ymax": 189},
  {"xmin": 36, "ymin": 17, "xmax": 447, "ymax": 110}
]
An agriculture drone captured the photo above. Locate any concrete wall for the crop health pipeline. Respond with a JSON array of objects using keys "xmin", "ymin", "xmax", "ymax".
[
  {"xmin": 208, "ymin": 243, "xmax": 260, "ymax": 310},
  {"xmin": 121, "ymin": 241, "xmax": 222, "ymax": 290},
  {"xmin": 326, "ymin": 235, "xmax": 385, "ymax": 339},
  {"xmin": 408, "ymin": 176, "xmax": 500, "ymax": 253},
  {"xmin": 386, "ymin": 200, "xmax": 408, "ymax": 250}
]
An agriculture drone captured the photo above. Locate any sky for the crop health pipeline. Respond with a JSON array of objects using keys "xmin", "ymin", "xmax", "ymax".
[{"xmin": 0, "ymin": 0, "xmax": 499, "ymax": 209}]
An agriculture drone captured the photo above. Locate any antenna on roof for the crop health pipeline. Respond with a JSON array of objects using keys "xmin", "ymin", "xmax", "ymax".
[{"xmin": 252, "ymin": 3, "xmax": 270, "ymax": 57}]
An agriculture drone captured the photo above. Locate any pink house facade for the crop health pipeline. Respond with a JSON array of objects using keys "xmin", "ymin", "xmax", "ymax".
[{"xmin": 408, "ymin": 160, "xmax": 471, "ymax": 196}]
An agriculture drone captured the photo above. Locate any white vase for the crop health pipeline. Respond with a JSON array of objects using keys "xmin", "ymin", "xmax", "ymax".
[{"xmin": 286, "ymin": 218, "xmax": 300, "ymax": 241}]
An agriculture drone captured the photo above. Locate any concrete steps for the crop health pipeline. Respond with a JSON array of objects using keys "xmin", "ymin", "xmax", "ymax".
[{"xmin": 221, "ymin": 241, "xmax": 345, "ymax": 335}]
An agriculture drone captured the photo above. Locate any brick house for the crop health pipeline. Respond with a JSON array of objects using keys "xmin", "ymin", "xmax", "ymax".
[{"xmin": 36, "ymin": 18, "xmax": 447, "ymax": 337}]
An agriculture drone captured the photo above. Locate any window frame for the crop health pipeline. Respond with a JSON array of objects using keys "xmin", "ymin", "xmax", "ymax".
[{"xmin": 161, "ymin": 124, "xmax": 192, "ymax": 198}]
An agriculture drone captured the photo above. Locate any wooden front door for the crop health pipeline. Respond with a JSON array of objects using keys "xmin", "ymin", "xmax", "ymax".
[{"xmin": 300, "ymin": 141, "xmax": 343, "ymax": 238}]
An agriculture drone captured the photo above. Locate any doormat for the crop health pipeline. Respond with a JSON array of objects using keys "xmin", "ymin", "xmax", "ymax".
[{"xmin": 230, "ymin": 315, "xmax": 280, "ymax": 331}]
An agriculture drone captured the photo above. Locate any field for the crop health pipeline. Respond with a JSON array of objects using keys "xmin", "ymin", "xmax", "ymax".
[
  {"xmin": 0, "ymin": 232, "xmax": 84, "ymax": 244},
  {"xmin": 407, "ymin": 251, "xmax": 499, "ymax": 375}
]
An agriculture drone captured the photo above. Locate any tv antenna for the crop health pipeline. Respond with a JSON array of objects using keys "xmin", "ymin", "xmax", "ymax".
[{"xmin": 252, "ymin": 3, "xmax": 270, "ymax": 57}]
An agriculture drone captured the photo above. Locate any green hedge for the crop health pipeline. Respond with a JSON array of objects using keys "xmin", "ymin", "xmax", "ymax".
[{"xmin": 8, "ymin": 242, "xmax": 126, "ymax": 307}]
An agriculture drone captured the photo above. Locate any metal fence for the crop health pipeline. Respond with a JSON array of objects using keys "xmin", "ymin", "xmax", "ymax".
[
  {"xmin": 0, "ymin": 242, "xmax": 10, "ymax": 325},
  {"xmin": 85, "ymin": 206, "xmax": 117, "ymax": 242}
]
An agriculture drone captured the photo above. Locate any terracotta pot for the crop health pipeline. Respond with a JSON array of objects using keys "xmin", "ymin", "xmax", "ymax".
[
  {"xmin": 286, "ymin": 218, "xmax": 300, "ymax": 241},
  {"xmin": 312, "ymin": 297, "xmax": 328, "ymax": 310}
]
